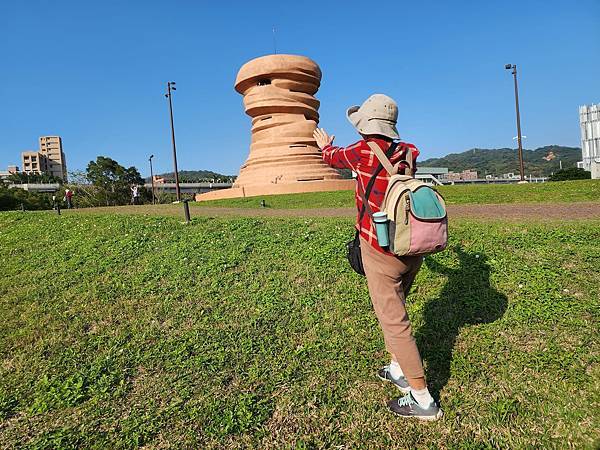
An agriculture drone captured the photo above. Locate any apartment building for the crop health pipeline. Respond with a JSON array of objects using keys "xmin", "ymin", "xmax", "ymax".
[
  {"xmin": 444, "ymin": 169, "xmax": 478, "ymax": 181},
  {"xmin": 21, "ymin": 151, "xmax": 48, "ymax": 176},
  {"xmin": 0, "ymin": 165, "xmax": 19, "ymax": 180},
  {"xmin": 20, "ymin": 136, "xmax": 68, "ymax": 181},
  {"xmin": 39, "ymin": 136, "xmax": 67, "ymax": 181}
]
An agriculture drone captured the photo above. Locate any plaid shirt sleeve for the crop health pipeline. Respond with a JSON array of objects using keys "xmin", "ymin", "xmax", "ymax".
[{"xmin": 321, "ymin": 142, "xmax": 363, "ymax": 172}]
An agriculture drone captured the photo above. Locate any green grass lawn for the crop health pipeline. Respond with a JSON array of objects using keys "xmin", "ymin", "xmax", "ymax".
[
  {"xmin": 1, "ymin": 212, "xmax": 599, "ymax": 448},
  {"xmin": 193, "ymin": 179, "xmax": 600, "ymax": 209}
]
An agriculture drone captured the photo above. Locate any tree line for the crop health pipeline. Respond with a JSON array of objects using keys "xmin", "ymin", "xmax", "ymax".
[
  {"xmin": 1, "ymin": 156, "xmax": 150, "ymax": 210},
  {"xmin": 150, "ymin": 170, "xmax": 236, "ymax": 183}
]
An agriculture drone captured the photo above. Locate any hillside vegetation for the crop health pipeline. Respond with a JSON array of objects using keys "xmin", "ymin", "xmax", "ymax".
[
  {"xmin": 149, "ymin": 170, "xmax": 236, "ymax": 182},
  {"xmin": 0, "ymin": 213, "xmax": 598, "ymax": 448},
  {"xmin": 420, "ymin": 145, "xmax": 581, "ymax": 177}
]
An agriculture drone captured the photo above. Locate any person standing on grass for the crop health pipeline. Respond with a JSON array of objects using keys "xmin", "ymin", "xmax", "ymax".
[
  {"xmin": 313, "ymin": 94, "xmax": 443, "ymax": 421},
  {"xmin": 65, "ymin": 188, "xmax": 73, "ymax": 209},
  {"xmin": 131, "ymin": 184, "xmax": 140, "ymax": 205}
]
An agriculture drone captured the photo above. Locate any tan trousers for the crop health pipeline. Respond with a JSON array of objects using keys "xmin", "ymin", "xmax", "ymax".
[{"xmin": 360, "ymin": 237, "xmax": 425, "ymax": 379}]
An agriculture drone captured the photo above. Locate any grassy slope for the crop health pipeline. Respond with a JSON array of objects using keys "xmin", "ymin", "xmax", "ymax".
[
  {"xmin": 193, "ymin": 179, "xmax": 600, "ymax": 209},
  {"xmin": 0, "ymin": 213, "xmax": 599, "ymax": 448}
]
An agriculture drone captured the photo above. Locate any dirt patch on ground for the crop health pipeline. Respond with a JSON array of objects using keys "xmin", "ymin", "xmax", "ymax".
[{"xmin": 67, "ymin": 202, "xmax": 600, "ymax": 221}]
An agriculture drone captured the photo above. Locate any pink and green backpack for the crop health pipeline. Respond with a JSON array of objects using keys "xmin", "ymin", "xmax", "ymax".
[{"xmin": 367, "ymin": 142, "xmax": 448, "ymax": 256}]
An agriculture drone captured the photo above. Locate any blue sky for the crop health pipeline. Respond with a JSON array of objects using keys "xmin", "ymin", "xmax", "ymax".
[{"xmin": 1, "ymin": 0, "xmax": 598, "ymax": 176}]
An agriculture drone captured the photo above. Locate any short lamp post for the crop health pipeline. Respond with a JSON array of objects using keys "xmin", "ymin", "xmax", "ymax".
[
  {"xmin": 149, "ymin": 154, "xmax": 156, "ymax": 205},
  {"xmin": 505, "ymin": 64, "xmax": 525, "ymax": 182}
]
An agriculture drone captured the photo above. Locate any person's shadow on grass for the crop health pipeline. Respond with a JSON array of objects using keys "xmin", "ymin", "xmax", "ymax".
[{"xmin": 415, "ymin": 245, "xmax": 508, "ymax": 397}]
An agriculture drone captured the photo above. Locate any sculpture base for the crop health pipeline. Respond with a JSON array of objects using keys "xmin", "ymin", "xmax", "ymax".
[{"xmin": 195, "ymin": 179, "xmax": 355, "ymax": 201}]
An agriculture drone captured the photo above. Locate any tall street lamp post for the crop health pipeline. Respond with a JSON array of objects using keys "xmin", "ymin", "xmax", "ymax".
[
  {"xmin": 149, "ymin": 154, "xmax": 156, "ymax": 205},
  {"xmin": 505, "ymin": 64, "xmax": 525, "ymax": 182},
  {"xmin": 165, "ymin": 81, "xmax": 181, "ymax": 201}
]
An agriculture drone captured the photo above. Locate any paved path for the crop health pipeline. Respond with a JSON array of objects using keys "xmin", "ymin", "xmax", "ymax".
[{"xmin": 67, "ymin": 202, "xmax": 600, "ymax": 220}]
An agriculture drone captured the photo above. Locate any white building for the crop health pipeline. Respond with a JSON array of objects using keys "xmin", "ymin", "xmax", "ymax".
[
  {"xmin": 579, "ymin": 104, "xmax": 600, "ymax": 179},
  {"xmin": 416, "ymin": 167, "xmax": 448, "ymax": 185}
]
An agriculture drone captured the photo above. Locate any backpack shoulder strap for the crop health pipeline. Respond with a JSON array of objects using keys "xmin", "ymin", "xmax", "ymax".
[
  {"xmin": 401, "ymin": 144, "xmax": 415, "ymax": 175},
  {"xmin": 358, "ymin": 141, "xmax": 399, "ymax": 222},
  {"xmin": 368, "ymin": 141, "xmax": 416, "ymax": 176},
  {"xmin": 367, "ymin": 141, "xmax": 397, "ymax": 175}
]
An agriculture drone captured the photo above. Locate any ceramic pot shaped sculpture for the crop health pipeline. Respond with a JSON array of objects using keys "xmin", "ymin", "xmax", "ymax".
[{"xmin": 233, "ymin": 54, "xmax": 342, "ymax": 188}]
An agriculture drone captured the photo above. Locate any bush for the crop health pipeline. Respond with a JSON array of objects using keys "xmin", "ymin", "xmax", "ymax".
[
  {"xmin": 0, "ymin": 185, "xmax": 52, "ymax": 211},
  {"xmin": 549, "ymin": 168, "xmax": 591, "ymax": 181}
]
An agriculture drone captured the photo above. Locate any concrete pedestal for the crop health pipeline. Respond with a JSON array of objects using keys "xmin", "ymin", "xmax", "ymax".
[{"xmin": 196, "ymin": 179, "xmax": 355, "ymax": 201}]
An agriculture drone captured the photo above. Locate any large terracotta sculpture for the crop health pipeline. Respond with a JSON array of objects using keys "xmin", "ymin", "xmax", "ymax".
[{"xmin": 197, "ymin": 54, "xmax": 354, "ymax": 201}]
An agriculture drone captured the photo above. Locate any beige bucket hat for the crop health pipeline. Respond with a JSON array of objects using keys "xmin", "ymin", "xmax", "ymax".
[{"xmin": 347, "ymin": 94, "xmax": 399, "ymax": 140}]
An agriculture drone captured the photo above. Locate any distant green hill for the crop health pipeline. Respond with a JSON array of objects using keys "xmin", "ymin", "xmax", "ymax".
[
  {"xmin": 147, "ymin": 170, "xmax": 236, "ymax": 183},
  {"xmin": 420, "ymin": 145, "xmax": 581, "ymax": 177}
]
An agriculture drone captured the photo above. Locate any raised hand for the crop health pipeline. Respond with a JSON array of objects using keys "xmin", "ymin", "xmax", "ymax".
[{"xmin": 313, "ymin": 128, "xmax": 335, "ymax": 150}]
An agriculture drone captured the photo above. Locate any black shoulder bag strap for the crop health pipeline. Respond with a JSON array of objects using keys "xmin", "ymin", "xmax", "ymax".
[{"xmin": 354, "ymin": 140, "xmax": 399, "ymax": 238}]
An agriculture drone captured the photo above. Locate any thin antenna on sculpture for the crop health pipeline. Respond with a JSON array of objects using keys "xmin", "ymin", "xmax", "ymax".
[{"xmin": 272, "ymin": 26, "xmax": 277, "ymax": 54}]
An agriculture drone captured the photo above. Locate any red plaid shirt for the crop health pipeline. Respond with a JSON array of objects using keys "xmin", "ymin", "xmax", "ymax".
[{"xmin": 322, "ymin": 138, "xmax": 419, "ymax": 254}]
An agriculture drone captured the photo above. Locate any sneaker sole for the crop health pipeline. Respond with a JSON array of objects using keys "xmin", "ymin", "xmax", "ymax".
[
  {"xmin": 377, "ymin": 372, "xmax": 411, "ymax": 394},
  {"xmin": 389, "ymin": 407, "xmax": 444, "ymax": 422}
]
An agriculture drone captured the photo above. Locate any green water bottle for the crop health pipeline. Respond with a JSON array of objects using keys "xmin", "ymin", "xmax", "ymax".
[{"xmin": 373, "ymin": 212, "xmax": 389, "ymax": 247}]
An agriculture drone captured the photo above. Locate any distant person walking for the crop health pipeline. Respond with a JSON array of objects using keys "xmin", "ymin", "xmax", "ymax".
[
  {"xmin": 131, "ymin": 185, "xmax": 140, "ymax": 205},
  {"xmin": 314, "ymin": 94, "xmax": 443, "ymax": 421},
  {"xmin": 64, "ymin": 188, "xmax": 73, "ymax": 209}
]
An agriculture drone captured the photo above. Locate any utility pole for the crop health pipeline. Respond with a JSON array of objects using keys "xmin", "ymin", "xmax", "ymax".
[
  {"xmin": 505, "ymin": 64, "xmax": 525, "ymax": 181},
  {"xmin": 149, "ymin": 154, "xmax": 156, "ymax": 205},
  {"xmin": 165, "ymin": 81, "xmax": 181, "ymax": 201}
]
